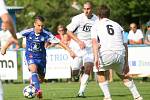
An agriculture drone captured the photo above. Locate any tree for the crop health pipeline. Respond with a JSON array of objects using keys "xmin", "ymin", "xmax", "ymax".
[{"xmin": 6, "ymin": 0, "xmax": 150, "ymax": 32}]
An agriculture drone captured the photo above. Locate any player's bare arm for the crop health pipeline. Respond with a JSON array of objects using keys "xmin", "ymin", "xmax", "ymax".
[
  {"xmin": 123, "ymin": 43, "xmax": 129, "ymax": 75},
  {"xmin": 0, "ymin": 13, "xmax": 19, "ymax": 55},
  {"xmin": 1, "ymin": 13, "xmax": 17, "ymax": 39},
  {"xmin": 59, "ymin": 41, "xmax": 76, "ymax": 58},
  {"xmin": 1, "ymin": 36, "xmax": 19, "ymax": 55},
  {"xmin": 92, "ymin": 38, "xmax": 100, "ymax": 70},
  {"xmin": 67, "ymin": 30, "xmax": 85, "ymax": 49}
]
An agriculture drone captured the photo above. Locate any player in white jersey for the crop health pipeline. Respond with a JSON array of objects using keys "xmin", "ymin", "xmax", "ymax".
[
  {"xmin": 91, "ymin": 5, "xmax": 143, "ymax": 100},
  {"xmin": 0, "ymin": 1, "xmax": 19, "ymax": 55},
  {"xmin": 67, "ymin": 1, "xmax": 98, "ymax": 97},
  {"xmin": 0, "ymin": 0, "xmax": 19, "ymax": 100}
]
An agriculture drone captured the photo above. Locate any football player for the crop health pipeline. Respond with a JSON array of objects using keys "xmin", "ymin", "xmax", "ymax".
[
  {"xmin": 2, "ymin": 15, "xmax": 75, "ymax": 99},
  {"xmin": 0, "ymin": 0, "xmax": 18, "ymax": 100},
  {"xmin": 67, "ymin": 1, "xmax": 98, "ymax": 97},
  {"xmin": 91, "ymin": 5, "xmax": 143, "ymax": 100}
]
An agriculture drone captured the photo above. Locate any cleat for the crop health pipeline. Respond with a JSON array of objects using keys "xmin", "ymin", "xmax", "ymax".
[
  {"xmin": 76, "ymin": 92, "xmax": 86, "ymax": 98},
  {"xmin": 36, "ymin": 89, "xmax": 43, "ymax": 99},
  {"xmin": 134, "ymin": 96, "xmax": 143, "ymax": 100}
]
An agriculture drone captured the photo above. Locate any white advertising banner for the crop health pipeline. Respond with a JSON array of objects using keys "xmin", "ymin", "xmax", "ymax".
[
  {"xmin": 22, "ymin": 46, "xmax": 150, "ymax": 79},
  {"xmin": 128, "ymin": 46, "xmax": 150, "ymax": 77},
  {"xmin": 22, "ymin": 49, "xmax": 71, "ymax": 80},
  {"xmin": 0, "ymin": 50, "xmax": 17, "ymax": 80},
  {"xmin": 45, "ymin": 49, "xmax": 71, "ymax": 79}
]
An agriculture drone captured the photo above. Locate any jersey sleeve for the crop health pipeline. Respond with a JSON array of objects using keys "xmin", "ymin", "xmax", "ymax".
[
  {"xmin": 47, "ymin": 32, "xmax": 60, "ymax": 43},
  {"xmin": 16, "ymin": 30, "xmax": 28, "ymax": 39},
  {"xmin": 16, "ymin": 32, "xmax": 23, "ymax": 39},
  {"xmin": 16, "ymin": 28, "xmax": 33, "ymax": 39},
  {"xmin": 0, "ymin": 0, "xmax": 8, "ymax": 17},
  {"xmin": 66, "ymin": 16, "xmax": 80, "ymax": 32}
]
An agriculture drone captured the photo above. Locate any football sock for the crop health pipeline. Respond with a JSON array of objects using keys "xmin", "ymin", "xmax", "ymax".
[
  {"xmin": 31, "ymin": 73, "xmax": 40, "ymax": 90},
  {"xmin": 0, "ymin": 81, "xmax": 3, "ymax": 100},
  {"xmin": 78, "ymin": 74, "xmax": 89, "ymax": 94},
  {"xmin": 99, "ymin": 81, "xmax": 111, "ymax": 98},
  {"xmin": 124, "ymin": 80, "xmax": 140, "ymax": 98}
]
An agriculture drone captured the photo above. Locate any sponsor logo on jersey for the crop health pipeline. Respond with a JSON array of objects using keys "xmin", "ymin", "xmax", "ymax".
[{"xmin": 82, "ymin": 23, "xmax": 92, "ymax": 32}]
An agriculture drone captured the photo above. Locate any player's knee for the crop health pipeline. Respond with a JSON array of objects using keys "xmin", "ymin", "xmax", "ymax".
[
  {"xmin": 84, "ymin": 69, "xmax": 90, "ymax": 75},
  {"xmin": 97, "ymin": 71, "xmax": 106, "ymax": 83},
  {"xmin": 124, "ymin": 80, "xmax": 134, "ymax": 88},
  {"xmin": 29, "ymin": 65, "xmax": 37, "ymax": 73},
  {"xmin": 84, "ymin": 66, "xmax": 92, "ymax": 75}
]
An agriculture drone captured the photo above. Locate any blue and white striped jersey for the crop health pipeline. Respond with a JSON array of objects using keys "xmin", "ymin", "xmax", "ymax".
[{"xmin": 17, "ymin": 28, "xmax": 60, "ymax": 59}]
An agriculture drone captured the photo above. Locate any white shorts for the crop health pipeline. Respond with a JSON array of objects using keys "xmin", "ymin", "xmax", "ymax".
[
  {"xmin": 70, "ymin": 57, "xmax": 83, "ymax": 70},
  {"xmin": 93, "ymin": 50, "xmax": 125, "ymax": 75},
  {"xmin": 69, "ymin": 40, "xmax": 94, "ymax": 70}
]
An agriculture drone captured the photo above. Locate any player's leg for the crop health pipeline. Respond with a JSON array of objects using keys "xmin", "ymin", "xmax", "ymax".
[
  {"xmin": 77, "ymin": 61, "xmax": 93, "ymax": 97},
  {"xmin": 28, "ymin": 63, "xmax": 40, "ymax": 91},
  {"xmin": 26, "ymin": 58, "xmax": 42, "ymax": 99},
  {"xmin": 26, "ymin": 57, "xmax": 40, "ymax": 90},
  {"xmin": 77, "ymin": 50, "xmax": 94, "ymax": 97},
  {"xmin": 97, "ymin": 71, "xmax": 112, "ymax": 100},
  {"xmin": 37, "ymin": 60, "xmax": 46, "ymax": 83},
  {"xmin": 0, "ymin": 80, "xmax": 3, "ymax": 100},
  {"xmin": 70, "ymin": 57, "xmax": 82, "ymax": 82},
  {"xmin": 105, "ymin": 69, "xmax": 113, "ymax": 82},
  {"xmin": 72, "ymin": 70, "xmax": 80, "ymax": 82},
  {"xmin": 35, "ymin": 60, "xmax": 46, "ymax": 99},
  {"xmin": 95, "ymin": 50, "xmax": 119, "ymax": 100},
  {"xmin": 114, "ymin": 52, "xmax": 143, "ymax": 100},
  {"xmin": 116, "ymin": 74, "xmax": 143, "ymax": 100}
]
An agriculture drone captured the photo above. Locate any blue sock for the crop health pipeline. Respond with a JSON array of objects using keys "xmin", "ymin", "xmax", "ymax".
[{"xmin": 31, "ymin": 73, "xmax": 40, "ymax": 90}]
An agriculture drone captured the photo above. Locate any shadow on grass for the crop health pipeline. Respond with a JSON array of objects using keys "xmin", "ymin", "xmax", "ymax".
[
  {"xmin": 57, "ymin": 93, "xmax": 150, "ymax": 99},
  {"xmin": 57, "ymin": 95, "xmax": 103, "ymax": 99}
]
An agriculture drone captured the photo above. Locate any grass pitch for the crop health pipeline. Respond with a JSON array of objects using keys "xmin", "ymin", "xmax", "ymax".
[{"xmin": 3, "ymin": 79, "xmax": 150, "ymax": 100}]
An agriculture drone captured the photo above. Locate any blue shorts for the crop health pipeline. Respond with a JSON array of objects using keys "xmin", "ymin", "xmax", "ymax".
[{"xmin": 26, "ymin": 57, "xmax": 46, "ymax": 77}]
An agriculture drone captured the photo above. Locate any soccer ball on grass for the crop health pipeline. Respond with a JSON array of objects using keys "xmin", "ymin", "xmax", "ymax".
[{"xmin": 23, "ymin": 85, "xmax": 36, "ymax": 99}]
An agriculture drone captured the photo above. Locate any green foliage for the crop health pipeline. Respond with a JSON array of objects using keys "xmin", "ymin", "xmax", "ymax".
[
  {"xmin": 6, "ymin": 0, "xmax": 81, "ymax": 33},
  {"xmin": 5, "ymin": 0, "xmax": 150, "ymax": 32}
]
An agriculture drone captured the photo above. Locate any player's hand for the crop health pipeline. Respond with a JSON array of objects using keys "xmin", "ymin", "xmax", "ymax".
[
  {"xmin": 14, "ymin": 44, "xmax": 19, "ymax": 51},
  {"xmin": 1, "ymin": 47, "xmax": 6, "ymax": 55},
  {"xmin": 78, "ymin": 41, "xmax": 85, "ymax": 49},
  {"xmin": 69, "ymin": 50, "xmax": 76, "ymax": 59}
]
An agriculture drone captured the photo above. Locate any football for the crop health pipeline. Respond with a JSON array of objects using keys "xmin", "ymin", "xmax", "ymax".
[{"xmin": 23, "ymin": 85, "xmax": 36, "ymax": 99}]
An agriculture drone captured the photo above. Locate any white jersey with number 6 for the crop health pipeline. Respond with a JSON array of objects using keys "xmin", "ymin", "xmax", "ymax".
[
  {"xmin": 91, "ymin": 18, "xmax": 125, "ymax": 52},
  {"xmin": 91, "ymin": 18, "xmax": 126, "ymax": 73}
]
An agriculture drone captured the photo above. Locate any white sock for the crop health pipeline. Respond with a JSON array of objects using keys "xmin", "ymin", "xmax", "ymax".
[
  {"xmin": 124, "ymin": 80, "xmax": 141, "ymax": 98},
  {"xmin": 99, "ymin": 81, "xmax": 111, "ymax": 98},
  {"xmin": 0, "ymin": 95, "xmax": 3, "ymax": 100},
  {"xmin": 0, "ymin": 81, "xmax": 3, "ymax": 100},
  {"xmin": 78, "ymin": 74, "xmax": 89, "ymax": 94}
]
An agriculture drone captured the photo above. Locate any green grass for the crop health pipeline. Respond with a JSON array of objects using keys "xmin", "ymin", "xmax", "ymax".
[{"xmin": 3, "ymin": 80, "xmax": 150, "ymax": 100}]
